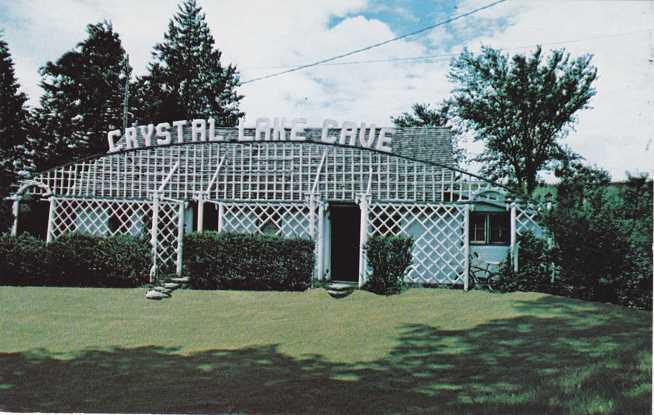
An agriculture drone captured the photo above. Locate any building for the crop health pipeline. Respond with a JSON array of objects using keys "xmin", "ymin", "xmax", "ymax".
[{"xmin": 9, "ymin": 118, "xmax": 543, "ymax": 288}]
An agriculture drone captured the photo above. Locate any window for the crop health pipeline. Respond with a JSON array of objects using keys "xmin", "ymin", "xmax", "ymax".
[{"xmin": 469, "ymin": 212, "xmax": 510, "ymax": 245}]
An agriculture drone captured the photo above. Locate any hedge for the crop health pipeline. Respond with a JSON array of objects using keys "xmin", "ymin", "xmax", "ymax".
[
  {"xmin": 0, "ymin": 234, "xmax": 48, "ymax": 285},
  {"xmin": 0, "ymin": 233, "xmax": 150, "ymax": 287},
  {"xmin": 183, "ymin": 232, "xmax": 314, "ymax": 291},
  {"xmin": 364, "ymin": 235, "xmax": 413, "ymax": 295}
]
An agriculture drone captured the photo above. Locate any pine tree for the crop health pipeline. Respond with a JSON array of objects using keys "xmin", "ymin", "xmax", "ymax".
[
  {"xmin": 0, "ymin": 33, "xmax": 30, "ymax": 231},
  {"xmin": 30, "ymin": 21, "xmax": 130, "ymax": 170},
  {"xmin": 134, "ymin": 0, "xmax": 243, "ymax": 125}
]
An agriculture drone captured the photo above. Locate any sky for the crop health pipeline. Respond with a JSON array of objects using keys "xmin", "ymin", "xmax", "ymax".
[{"xmin": 0, "ymin": 0, "xmax": 652, "ymax": 180}]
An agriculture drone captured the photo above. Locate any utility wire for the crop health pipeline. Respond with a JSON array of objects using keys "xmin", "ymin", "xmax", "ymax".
[
  {"xmin": 240, "ymin": 0, "xmax": 507, "ymax": 85},
  {"xmin": 245, "ymin": 28, "xmax": 653, "ymax": 71}
]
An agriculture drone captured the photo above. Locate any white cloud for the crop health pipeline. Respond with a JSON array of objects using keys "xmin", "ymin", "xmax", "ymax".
[{"xmin": 1, "ymin": 0, "xmax": 652, "ymax": 179}]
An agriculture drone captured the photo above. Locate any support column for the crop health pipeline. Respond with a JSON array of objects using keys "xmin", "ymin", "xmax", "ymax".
[
  {"xmin": 46, "ymin": 197, "xmax": 57, "ymax": 244},
  {"xmin": 510, "ymin": 203, "xmax": 517, "ymax": 272},
  {"xmin": 463, "ymin": 204, "xmax": 470, "ymax": 291},
  {"xmin": 218, "ymin": 202, "xmax": 224, "ymax": 232},
  {"xmin": 10, "ymin": 197, "xmax": 20, "ymax": 236},
  {"xmin": 176, "ymin": 201, "xmax": 185, "ymax": 276},
  {"xmin": 317, "ymin": 200, "xmax": 325, "ymax": 281},
  {"xmin": 197, "ymin": 194, "xmax": 205, "ymax": 233},
  {"xmin": 149, "ymin": 193, "xmax": 160, "ymax": 284},
  {"xmin": 308, "ymin": 194, "xmax": 316, "ymax": 239},
  {"xmin": 358, "ymin": 194, "xmax": 369, "ymax": 288}
]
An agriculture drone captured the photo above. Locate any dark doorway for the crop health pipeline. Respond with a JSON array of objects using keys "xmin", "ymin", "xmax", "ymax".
[
  {"xmin": 16, "ymin": 198, "xmax": 50, "ymax": 240},
  {"xmin": 330, "ymin": 204, "xmax": 361, "ymax": 282}
]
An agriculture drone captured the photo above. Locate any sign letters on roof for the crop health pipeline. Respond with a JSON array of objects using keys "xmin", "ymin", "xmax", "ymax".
[{"xmin": 106, "ymin": 117, "xmax": 394, "ymax": 154}]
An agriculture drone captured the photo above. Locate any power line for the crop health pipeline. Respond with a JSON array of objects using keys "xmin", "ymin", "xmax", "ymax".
[
  {"xmin": 240, "ymin": 0, "xmax": 507, "ymax": 85},
  {"xmin": 245, "ymin": 28, "xmax": 653, "ymax": 71}
]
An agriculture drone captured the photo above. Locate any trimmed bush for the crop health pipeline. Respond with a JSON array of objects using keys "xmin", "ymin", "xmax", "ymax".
[
  {"xmin": 364, "ymin": 235, "xmax": 413, "ymax": 295},
  {"xmin": 47, "ymin": 233, "xmax": 150, "ymax": 287},
  {"xmin": 495, "ymin": 232, "xmax": 555, "ymax": 293},
  {"xmin": 183, "ymin": 232, "xmax": 314, "ymax": 291},
  {"xmin": 0, "ymin": 234, "xmax": 48, "ymax": 285}
]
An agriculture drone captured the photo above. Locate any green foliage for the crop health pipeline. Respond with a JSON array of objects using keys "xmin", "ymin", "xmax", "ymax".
[
  {"xmin": 392, "ymin": 103, "xmax": 449, "ymax": 128},
  {"xmin": 447, "ymin": 46, "xmax": 597, "ymax": 195},
  {"xmin": 29, "ymin": 21, "xmax": 130, "ymax": 170},
  {"xmin": 48, "ymin": 234, "xmax": 150, "ymax": 287},
  {"xmin": 364, "ymin": 235, "xmax": 413, "ymax": 295},
  {"xmin": 133, "ymin": 0, "xmax": 243, "ymax": 125},
  {"xmin": 497, "ymin": 164, "xmax": 652, "ymax": 310},
  {"xmin": 183, "ymin": 232, "xmax": 314, "ymax": 291},
  {"xmin": 0, "ymin": 34, "xmax": 30, "ymax": 231},
  {"xmin": 0, "ymin": 234, "xmax": 48, "ymax": 285},
  {"xmin": 496, "ymin": 232, "xmax": 554, "ymax": 293},
  {"xmin": 0, "ymin": 233, "xmax": 150, "ymax": 287}
]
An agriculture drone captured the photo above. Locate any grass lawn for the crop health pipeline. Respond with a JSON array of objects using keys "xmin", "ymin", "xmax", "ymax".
[{"xmin": 0, "ymin": 286, "xmax": 651, "ymax": 414}]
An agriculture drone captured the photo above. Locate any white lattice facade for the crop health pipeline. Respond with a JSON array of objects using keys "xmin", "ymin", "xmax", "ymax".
[{"xmin": 11, "ymin": 127, "xmax": 544, "ymax": 287}]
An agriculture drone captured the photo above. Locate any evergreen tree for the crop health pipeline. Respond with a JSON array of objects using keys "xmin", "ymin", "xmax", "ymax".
[
  {"xmin": 134, "ymin": 0, "xmax": 243, "ymax": 125},
  {"xmin": 30, "ymin": 21, "xmax": 130, "ymax": 171},
  {"xmin": 0, "ymin": 33, "xmax": 30, "ymax": 231}
]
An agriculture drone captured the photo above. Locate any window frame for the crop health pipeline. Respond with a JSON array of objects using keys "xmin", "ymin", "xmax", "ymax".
[{"xmin": 469, "ymin": 212, "xmax": 510, "ymax": 246}]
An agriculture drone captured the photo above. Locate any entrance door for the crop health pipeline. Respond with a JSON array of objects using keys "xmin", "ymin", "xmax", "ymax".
[{"xmin": 330, "ymin": 204, "xmax": 361, "ymax": 282}]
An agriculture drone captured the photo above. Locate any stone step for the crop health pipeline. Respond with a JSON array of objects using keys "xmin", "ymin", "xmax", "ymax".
[
  {"xmin": 145, "ymin": 290, "xmax": 169, "ymax": 300},
  {"xmin": 163, "ymin": 282, "xmax": 181, "ymax": 290},
  {"xmin": 327, "ymin": 283, "xmax": 356, "ymax": 292},
  {"xmin": 168, "ymin": 277, "xmax": 190, "ymax": 284},
  {"xmin": 326, "ymin": 289, "xmax": 352, "ymax": 299}
]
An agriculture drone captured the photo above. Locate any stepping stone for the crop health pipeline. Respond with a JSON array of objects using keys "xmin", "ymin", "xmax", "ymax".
[
  {"xmin": 145, "ymin": 290, "xmax": 168, "ymax": 300},
  {"xmin": 163, "ymin": 282, "xmax": 180, "ymax": 289},
  {"xmin": 169, "ymin": 277, "xmax": 190, "ymax": 283},
  {"xmin": 328, "ymin": 283, "xmax": 356, "ymax": 291},
  {"xmin": 327, "ymin": 289, "xmax": 352, "ymax": 299}
]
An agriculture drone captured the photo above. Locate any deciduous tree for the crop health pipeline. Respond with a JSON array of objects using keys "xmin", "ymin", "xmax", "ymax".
[{"xmin": 447, "ymin": 46, "xmax": 597, "ymax": 195}]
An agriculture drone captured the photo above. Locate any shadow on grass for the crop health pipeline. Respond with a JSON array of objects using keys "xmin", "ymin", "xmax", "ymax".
[{"xmin": 0, "ymin": 296, "xmax": 651, "ymax": 414}]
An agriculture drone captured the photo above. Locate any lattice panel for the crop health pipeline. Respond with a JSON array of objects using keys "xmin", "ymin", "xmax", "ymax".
[
  {"xmin": 49, "ymin": 197, "xmax": 181, "ymax": 273},
  {"xmin": 50, "ymin": 198, "xmax": 152, "ymax": 239},
  {"xmin": 19, "ymin": 141, "xmax": 508, "ymax": 204},
  {"xmin": 155, "ymin": 201, "xmax": 182, "ymax": 274},
  {"xmin": 221, "ymin": 202, "xmax": 315, "ymax": 239},
  {"xmin": 516, "ymin": 204, "xmax": 544, "ymax": 237},
  {"xmin": 368, "ymin": 203, "xmax": 466, "ymax": 284}
]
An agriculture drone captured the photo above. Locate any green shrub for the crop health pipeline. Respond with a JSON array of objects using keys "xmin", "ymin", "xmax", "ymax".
[
  {"xmin": 96, "ymin": 235, "xmax": 152, "ymax": 287},
  {"xmin": 48, "ymin": 233, "xmax": 150, "ymax": 287},
  {"xmin": 183, "ymin": 232, "xmax": 314, "ymax": 291},
  {"xmin": 0, "ymin": 234, "xmax": 48, "ymax": 285},
  {"xmin": 495, "ymin": 232, "xmax": 556, "ymax": 293},
  {"xmin": 365, "ymin": 235, "xmax": 413, "ymax": 295}
]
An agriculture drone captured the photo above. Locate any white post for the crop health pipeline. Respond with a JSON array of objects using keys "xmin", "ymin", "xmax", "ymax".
[
  {"xmin": 358, "ymin": 194, "xmax": 369, "ymax": 288},
  {"xmin": 510, "ymin": 204, "xmax": 517, "ymax": 272},
  {"xmin": 46, "ymin": 197, "xmax": 56, "ymax": 244},
  {"xmin": 10, "ymin": 197, "xmax": 19, "ymax": 236},
  {"xmin": 149, "ymin": 193, "xmax": 160, "ymax": 284},
  {"xmin": 308, "ymin": 194, "xmax": 316, "ymax": 240},
  {"xmin": 176, "ymin": 201, "xmax": 185, "ymax": 276},
  {"xmin": 218, "ymin": 202, "xmax": 224, "ymax": 233},
  {"xmin": 197, "ymin": 194, "xmax": 205, "ymax": 233},
  {"xmin": 317, "ymin": 200, "xmax": 325, "ymax": 281},
  {"xmin": 463, "ymin": 204, "xmax": 470, "ymax": 291}
]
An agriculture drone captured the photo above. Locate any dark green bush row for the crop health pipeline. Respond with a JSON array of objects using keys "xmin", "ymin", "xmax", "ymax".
[
  {"xmin": 0, "ymin": 233, "xmax": 150, "ymax": 287},
  {"xmin": 365, "ymin": 235, "xmax": 413, "ymax": 295},
  {"xmin": 183, "ymin": 232, "xmax": 314, "ymax": 291}
]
